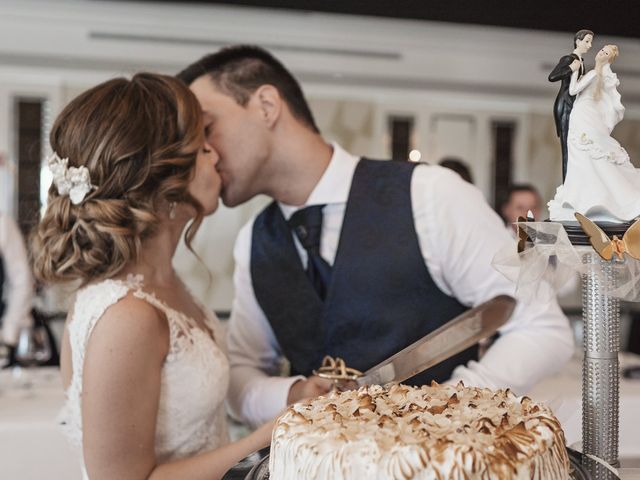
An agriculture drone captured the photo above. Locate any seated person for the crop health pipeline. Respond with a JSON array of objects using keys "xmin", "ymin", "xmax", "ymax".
[{"xmin": 500, "ymin": 183, "xmax": 543, "ymax": 232}]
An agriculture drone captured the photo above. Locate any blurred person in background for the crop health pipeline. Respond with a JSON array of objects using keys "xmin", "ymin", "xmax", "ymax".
[
  {"xmin": 0, "ymin": 211, "xmax": 34, "ymax": 366},
  {"xmin": 499, "ymin": 183, "xmax": 543, "ymax": 232},
  {"xmin": 438, "ymin": 157, "xmax": 474, "ymax": 184}
]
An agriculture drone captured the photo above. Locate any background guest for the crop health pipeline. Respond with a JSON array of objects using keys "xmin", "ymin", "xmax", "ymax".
[
  {"xmin": 0, "ymin": 211, "xmax": 34, "ymax": 366},
  {"xmin": 438, "ymin": 157, "xmax": 474, "ymax": 184},
  {"xmin": 499, "ymin": 183, "xmax": 543, "ymax": 229}
]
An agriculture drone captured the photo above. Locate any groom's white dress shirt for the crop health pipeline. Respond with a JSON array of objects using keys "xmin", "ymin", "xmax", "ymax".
[{"xmin": 227, "ymin": 143, "xmax": 574, "ymax": 427}]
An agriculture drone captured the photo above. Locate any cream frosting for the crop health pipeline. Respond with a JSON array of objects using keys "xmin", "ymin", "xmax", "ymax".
[{"xmin": 269, "ymin": 382, "xmax": 569, "ymax": 479}]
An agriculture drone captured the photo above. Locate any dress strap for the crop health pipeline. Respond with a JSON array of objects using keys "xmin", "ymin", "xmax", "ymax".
[
  {"xmin": 131, "ymin": 289, "xmax": 194, "ymax": 336},
  {"xmin": 71, "ymin": 279, "xmax": 134, "ymax": 345}
]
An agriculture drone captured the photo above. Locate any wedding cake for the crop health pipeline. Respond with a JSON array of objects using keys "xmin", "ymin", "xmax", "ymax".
[{"xmin": 269, "ymin": 382, "xmax": 569, "ymax": 479}]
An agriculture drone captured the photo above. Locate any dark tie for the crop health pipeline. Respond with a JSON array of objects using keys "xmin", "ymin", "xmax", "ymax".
[{"xmin": 288, "ymin": 205, "xmax": 332, "ymax": 300}]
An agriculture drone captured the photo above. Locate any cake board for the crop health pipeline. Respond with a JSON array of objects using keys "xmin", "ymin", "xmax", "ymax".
[{"xmin": 239, "ymin": 449, "xmax": 620, "ymax": 480}]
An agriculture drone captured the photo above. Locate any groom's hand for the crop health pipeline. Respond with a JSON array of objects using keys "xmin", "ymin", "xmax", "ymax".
[{"xmin": 287, "ymin": 375, "xmax": 333, "ymax": 405}]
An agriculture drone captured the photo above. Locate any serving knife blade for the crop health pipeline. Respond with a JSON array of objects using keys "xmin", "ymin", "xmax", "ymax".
[{"xmin": 356, "ymin": 295, "xmax": 516, "ymax": 386}]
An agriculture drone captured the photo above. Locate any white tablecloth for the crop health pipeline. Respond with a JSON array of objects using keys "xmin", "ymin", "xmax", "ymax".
[
  {"xmin": 0, "ymin": 367, "xmax": 82, "ymax": 480},
  {"xmin": 1, "ymin": 357, "xmax": 639, "ymax": 480},
  {"xmin": 529, "ymin": 351, "xmax": 640, "ymax": 460}
]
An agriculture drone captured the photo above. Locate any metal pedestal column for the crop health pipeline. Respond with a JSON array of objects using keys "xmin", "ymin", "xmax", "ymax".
[{"xmin": 581, "ymin": 251, "xmax": 620, "ymax": 469}]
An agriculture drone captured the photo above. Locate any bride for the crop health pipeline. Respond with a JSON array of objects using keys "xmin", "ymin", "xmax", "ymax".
[
  {"xmin": 548, "ymin": 44, "xmax": 640, "ymax": 222},
  {"xmin": 31, "ymin": 74, "xmax": 273, "ymax": 480}
]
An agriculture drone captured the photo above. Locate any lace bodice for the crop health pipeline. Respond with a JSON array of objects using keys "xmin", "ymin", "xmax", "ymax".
[{"xmin": 60, "ymin": 276, "xmax": 229, "ymax": 477}]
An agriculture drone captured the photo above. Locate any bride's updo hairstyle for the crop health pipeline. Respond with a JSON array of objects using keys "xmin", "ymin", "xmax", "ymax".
[{"xmin": 31, "ymin": 73, "xmax": 204, "ymax": 284}]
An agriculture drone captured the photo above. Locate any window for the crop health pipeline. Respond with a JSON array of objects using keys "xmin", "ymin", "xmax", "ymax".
[
  {"xmin": 15, "ymin": 98, "xmax": 45, "ymax": 236},
  {"xmin": 388, "ymin": 116, "xmax": 414, "ymax": 161},
  {"xmin": 492, "ymin": 120, "xmax": 516, "ymax": 209}
]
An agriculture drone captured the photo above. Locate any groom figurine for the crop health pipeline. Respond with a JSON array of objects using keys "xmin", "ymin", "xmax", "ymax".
[
  {"xmin": 178, "ymin": 46, "xmax": 573, "ymax": 427},
  {"xmin": 549, "ymin": 29, "xmax": 594, "ymax": 181}
]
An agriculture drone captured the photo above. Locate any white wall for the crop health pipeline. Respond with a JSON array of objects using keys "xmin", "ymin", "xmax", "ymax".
[{"xmin": 1, "ymin": 0, "xmax": 640, "ymax": 309}]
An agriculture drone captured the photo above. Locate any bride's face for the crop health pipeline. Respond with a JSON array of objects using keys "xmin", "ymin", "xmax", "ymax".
[
  {"xmin": 596, "ymin": 46, "xmax": 615, "ymax": 64},
  {"xmin": 187, "ymin": 137, "xmax": 222, "ymax": 217}
]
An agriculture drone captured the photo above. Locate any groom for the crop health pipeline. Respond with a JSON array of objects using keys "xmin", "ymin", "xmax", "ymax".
[
  {"xmin": 178, "ymin": 46, "xmax": 573, "ymax": 427},
  {"xmin": 549, "ymin": 29, "xmax": 594, "ymax": 181}
]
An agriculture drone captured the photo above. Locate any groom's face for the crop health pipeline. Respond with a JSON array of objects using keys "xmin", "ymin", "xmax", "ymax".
[
  {"xmin": 576, "ymin": 34, "xmax": 593, "ymax": 55},
  {"xmin": 190, "ymin": 75, "xmax": 270, "ymax": 207}
]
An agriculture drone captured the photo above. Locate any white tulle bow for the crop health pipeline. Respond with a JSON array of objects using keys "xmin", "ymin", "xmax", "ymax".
[
  {"xmin": 48, "ymin": 152, "xmax": 95, "ymax": 205},
  {"xmin": 492, "ymin": 221, "xmax": 640, "ymax": 303}
]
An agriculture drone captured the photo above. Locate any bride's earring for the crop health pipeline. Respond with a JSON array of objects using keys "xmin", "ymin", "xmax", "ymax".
[{"xmin": 169, "ymin": 201, "xmax": 177, "ymax": 220}]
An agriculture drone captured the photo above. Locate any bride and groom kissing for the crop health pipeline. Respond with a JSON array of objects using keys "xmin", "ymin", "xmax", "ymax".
[{"xmin": 31, "ymin": 46, "xmax": 574, "ymax": 479}]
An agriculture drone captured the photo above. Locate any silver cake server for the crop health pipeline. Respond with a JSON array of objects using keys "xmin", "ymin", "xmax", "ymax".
[{"xmin": 355, "ymin": 295, "xmax": 516, "ymax": 386}]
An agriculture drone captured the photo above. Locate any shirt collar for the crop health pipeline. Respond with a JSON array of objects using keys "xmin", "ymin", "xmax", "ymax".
[{"xmin": 279, "ymin": 142, "xmax": 359, "ymax": 220}]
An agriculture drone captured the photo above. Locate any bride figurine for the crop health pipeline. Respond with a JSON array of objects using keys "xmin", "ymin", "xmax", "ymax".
[{"xmin": 548, "ymin": 44, "xmax": 640, "ymax": 223}]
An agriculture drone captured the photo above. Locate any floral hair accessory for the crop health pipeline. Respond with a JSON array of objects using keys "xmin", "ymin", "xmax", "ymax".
[{"xmin": 47, "ymin": 152, "xmax": 96, "ymax": 205}]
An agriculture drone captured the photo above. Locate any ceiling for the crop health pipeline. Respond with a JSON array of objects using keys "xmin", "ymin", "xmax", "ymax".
[{"xmin": 134, "ymin": 0, "xmax": 640, "ymax": 40}]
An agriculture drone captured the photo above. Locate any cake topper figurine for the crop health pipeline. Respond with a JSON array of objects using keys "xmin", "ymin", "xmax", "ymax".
[
  {"xmin": 549, "ymin": 29, "xmax": 594, "ymax": 182},
  {"xmin": 548, "ymin": 44, "xmax": 640, "ymax": 223}
]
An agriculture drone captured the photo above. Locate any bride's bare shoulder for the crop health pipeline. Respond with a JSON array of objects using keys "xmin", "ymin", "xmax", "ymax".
[{"xmin": 85, "ymin": 291, "xmax": 170, "ymax": 363}]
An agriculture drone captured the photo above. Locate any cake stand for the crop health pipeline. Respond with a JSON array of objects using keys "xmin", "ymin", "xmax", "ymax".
[
  {"xmin": 564, "ymin": 220, "xmax": 632, "ymax": 476},
  {"xmin": 237, "ymin": 450, "xmax": 610, "ymax": 480}
]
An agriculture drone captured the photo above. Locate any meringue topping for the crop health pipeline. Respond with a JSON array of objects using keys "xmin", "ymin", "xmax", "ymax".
[{"xmin": 269, "ymin": 382, "xmax": 569, "ymax": 479}]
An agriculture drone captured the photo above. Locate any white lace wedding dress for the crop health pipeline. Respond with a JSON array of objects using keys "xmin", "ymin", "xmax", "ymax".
[
  {"xmin": 59, "ymin": 275, "xmax": 230, "ymax": 479},
  {"xmin": 548, "ymin": 63, "xmax": 640, "ymax": 222}
]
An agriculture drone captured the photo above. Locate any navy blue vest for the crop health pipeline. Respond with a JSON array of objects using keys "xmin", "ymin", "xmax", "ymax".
[{"xmin": 250, "ymin": 159, "xmax": 477, "ymax": 385}]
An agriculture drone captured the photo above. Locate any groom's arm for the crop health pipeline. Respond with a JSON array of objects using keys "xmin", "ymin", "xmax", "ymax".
[
  {"xmin": 548, "ymin": 55, "xmax": 575, "ymax": 82},
  {"xmin": 411, "ymin": 166, "xmax": 574, "ymax": 393},
  {"xmin": 226, "ymin": 220, "xmax": 304, "ymax": 427}
]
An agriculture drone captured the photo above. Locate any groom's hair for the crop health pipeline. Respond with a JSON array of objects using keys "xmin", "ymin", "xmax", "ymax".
[
  {"xmin": 574, "ymin": 29, "xmax": 594, "ymax": 48},
  {"xmin": 178, "ymin": 45, "xmax": 319, "ymax": 133}
]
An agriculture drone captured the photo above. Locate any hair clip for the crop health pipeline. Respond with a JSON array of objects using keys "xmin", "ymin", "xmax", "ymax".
[{"xmin": 48, "ymin": 152, "xmax": 96, "ymax": 205}]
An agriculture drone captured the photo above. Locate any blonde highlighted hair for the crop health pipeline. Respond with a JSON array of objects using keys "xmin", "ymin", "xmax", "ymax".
[
  {"xmin": 595, "ymin": 45, "xmax": 620, "ymax": 100},
  {"xmin": 31, "ymin": 73, "xmax": 205, "ymax": 285}
]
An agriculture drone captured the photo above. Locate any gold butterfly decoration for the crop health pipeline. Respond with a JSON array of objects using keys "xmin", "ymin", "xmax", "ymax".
[
  {"xmin": 575, "ymin": 212, "xmax": 640, "ymax": 261},
  {"xmin": 516, "ymin": 210, "xmax": 536, "ymax": 253}
]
